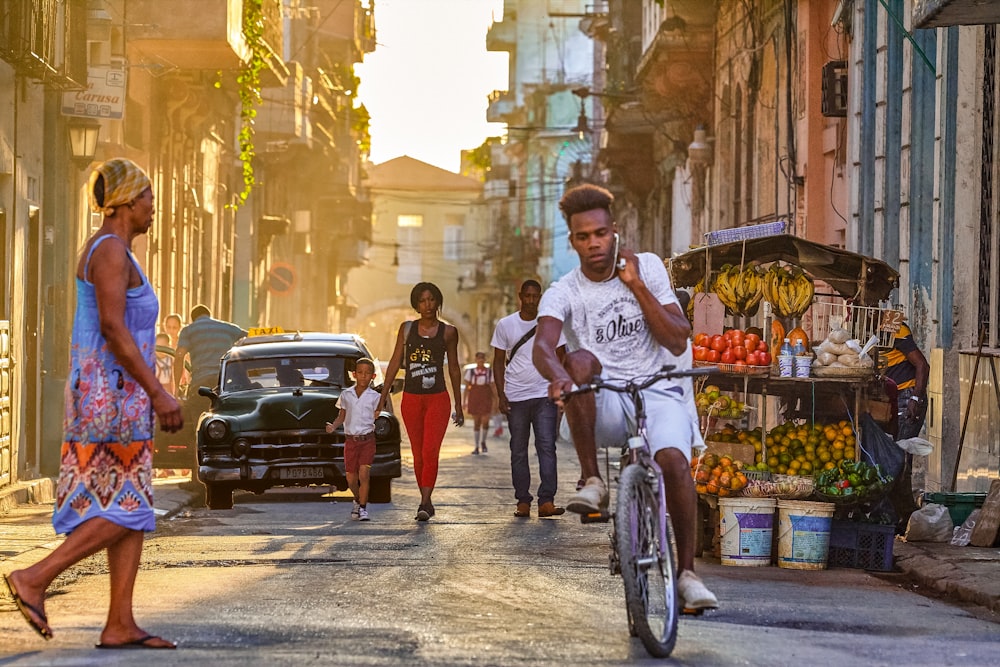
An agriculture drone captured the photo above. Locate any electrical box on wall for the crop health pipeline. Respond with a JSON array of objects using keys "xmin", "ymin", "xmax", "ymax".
[{"xmin": 822, "ymin": 60, "xmax": 848, "ymax": 118}]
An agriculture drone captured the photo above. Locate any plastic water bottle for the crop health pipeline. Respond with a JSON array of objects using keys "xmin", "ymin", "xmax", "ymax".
[
  {"xmin": 792, "ymin": 338, "xmax": 810, "ymax": 377},
  {"xmin": 779, "ymin": 337, "xmax": 794, "ymax": 377}
]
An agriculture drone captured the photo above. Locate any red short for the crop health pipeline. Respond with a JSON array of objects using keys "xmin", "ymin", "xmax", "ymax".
[{"xmin": 344, "ymin": 433, "xmax": 376, "ymax": 473}]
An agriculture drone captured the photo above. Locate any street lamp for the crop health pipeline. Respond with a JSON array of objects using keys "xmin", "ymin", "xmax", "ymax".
[{"xmin": 67, "ymin": 117, "xmax": 101, "ymax": 169}]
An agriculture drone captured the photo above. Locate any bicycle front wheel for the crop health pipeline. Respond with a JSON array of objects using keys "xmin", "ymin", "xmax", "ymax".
[{"xmin": 615, "ymin": 463, "xmax": 679, "ymax": 658}]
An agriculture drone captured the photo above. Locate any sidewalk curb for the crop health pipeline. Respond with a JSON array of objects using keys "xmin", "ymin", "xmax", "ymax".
[
  {"xmin": 893, "ymin": 540, "xmax": 1000, "ymax": 614},
  {"xmin": 0, "ymin": 478, "xmax": 55, "ymax": 514}
]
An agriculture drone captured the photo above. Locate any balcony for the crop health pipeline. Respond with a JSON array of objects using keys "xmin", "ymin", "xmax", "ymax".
[
  {"xmin": 486, "ymin": 90, "xmax": 516, "ymax": 123},
  {"xmin": 128, "ymin": 0, "xmax": 282, "ymax": 70},
  {"xmin": 486, "ymin": 14, "xmax": 516, "ymax": 52},
  {"xmin": 914, "ymin": 0, "xmax": 1000, "ymax": 27},
  {"xmin": 257, "ymin": 62, "xmax": 313, "ymax": 146}
]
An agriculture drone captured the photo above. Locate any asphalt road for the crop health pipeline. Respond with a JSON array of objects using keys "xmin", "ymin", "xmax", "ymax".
[{"xmin": 2, "ymin": 426, "xmax": 998, "ymax": 666}]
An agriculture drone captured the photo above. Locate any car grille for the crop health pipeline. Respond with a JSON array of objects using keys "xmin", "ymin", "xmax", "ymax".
[{"xmin": 240, "ymin": 430, "xmax": 343, "ymax": 461}]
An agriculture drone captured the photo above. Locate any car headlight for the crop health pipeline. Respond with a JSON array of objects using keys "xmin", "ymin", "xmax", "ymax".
[
  {"xmin": 205, "ymin": 419, "xmax": 228, "ymax": 441},
  {"xmin": 374, "ymin": 416, "xmax": 393, "ymax": 438},
  {"xmin": 232, "ymin": 438, "xmax": 250, "ymax": 457}
]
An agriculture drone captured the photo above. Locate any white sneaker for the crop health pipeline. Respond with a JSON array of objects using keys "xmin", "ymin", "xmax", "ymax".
[
  {"xmin": 565, "ymin": 476, "xmax": 609, "ymax": 514},
  {"xmin": 350, "ymin": 500, "xmax": 361, "ymax": 521},
  {"xmin": 358, "ymin": 506, "xmax": 370, "ymax": 522},
  {"xmin": 677, "ymin": 570, "xmax": 718, "ymax": 610}
]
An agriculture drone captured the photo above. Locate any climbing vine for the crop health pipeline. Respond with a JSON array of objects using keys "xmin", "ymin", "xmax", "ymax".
[{"xmin": 235, "ymin": 0, "xmax": 266, "ymax": 207}]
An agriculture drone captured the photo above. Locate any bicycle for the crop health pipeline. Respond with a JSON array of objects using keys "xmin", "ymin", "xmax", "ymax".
[{"xmin": 562, "ymin": 364, "xmax": 718, "ymax": 658}]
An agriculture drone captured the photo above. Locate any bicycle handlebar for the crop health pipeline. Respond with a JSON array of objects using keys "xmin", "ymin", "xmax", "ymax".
[{"xmin": 559, "ymin": 364, "xmax": 718, "ymax": 401}]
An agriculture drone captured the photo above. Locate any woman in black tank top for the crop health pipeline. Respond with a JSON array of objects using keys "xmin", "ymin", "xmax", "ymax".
[{"xmin": 377, "ymin": 282, "xmax": 464, "ymax": 521}]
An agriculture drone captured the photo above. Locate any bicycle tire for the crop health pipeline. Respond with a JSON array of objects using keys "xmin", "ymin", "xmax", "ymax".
[{"xmin": 615, "ymin": 463, "xmax": 679, "ymax": 658}]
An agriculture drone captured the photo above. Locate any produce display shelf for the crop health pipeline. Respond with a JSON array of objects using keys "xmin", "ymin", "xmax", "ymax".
[{"xmin": 694, "ymin": 360, "xmax": 769, "ymax": 376}]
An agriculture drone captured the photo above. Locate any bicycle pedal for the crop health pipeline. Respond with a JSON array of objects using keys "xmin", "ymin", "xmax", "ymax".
[
  {"xmin": 580, "ymin": 510, "xmax": 610, "ymax": 524},
  {"xmin": 681, "ymin": 606, "xmax": 709, "ymax": 617}
]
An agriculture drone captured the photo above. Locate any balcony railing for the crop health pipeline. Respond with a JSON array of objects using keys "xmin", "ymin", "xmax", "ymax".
[{"xmin": 0, "ymin": 0, "xmax": 86, "ymax": 89}]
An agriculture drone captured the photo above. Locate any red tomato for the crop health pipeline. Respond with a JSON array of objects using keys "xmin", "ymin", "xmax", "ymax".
[
  {"xmin": 694, "ymin": 333, "xmax": 710, "ymax": 348},
  {"xmin": 758, "ymin": 351, "xmax": 772, "ymax": 365},
  {"xmin": 757, "ymin": 340, "xmax": 769, "ymax": 353},
  {"xmin": 745, "ymin": 350, "xmax": 758, "ymax": 366},
  {"xmin": 728, "ymin": 329, "xmax": 745, "ymax": 346},
  {"xmin": 732, "ymin": 345, "xmax": 747, "ymax": 361},
  {"xmin": 720, "ymin": 348, "xmax": 736, "ymax": 364},
  {"xmin": 706, "ymin": 349, "xmax": 721, "ymax": 363},
  {"xmin": 733, "ymin": 359, "xmax": 747, "ymax": 367},
  {"xmin": 710, "ymin": 335, "xmax": 728, "ymax": 352},
  {"xmin": 693, "ymin": 346, "xmax": 709, "ymax": 361},
  {"xmin": 745, "ymin": 333, "xmax": 761, "ymax": 351}
]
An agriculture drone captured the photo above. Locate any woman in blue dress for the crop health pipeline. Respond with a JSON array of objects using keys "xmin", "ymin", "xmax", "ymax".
[{"xmin": 2, "ymin": 158, "xmax": 183, "ymax": 649}]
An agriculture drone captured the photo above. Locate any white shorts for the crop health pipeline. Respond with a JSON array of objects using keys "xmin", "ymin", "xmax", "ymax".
[{"xmin": 559, "ymin": 379, "xmax": 703, "ymax": 462}]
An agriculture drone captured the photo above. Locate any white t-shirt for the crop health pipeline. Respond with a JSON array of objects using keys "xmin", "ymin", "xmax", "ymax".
[
  {"xmin": 537, "ymin": 252, "xmax": 693, "ymax": 390},
  {"xmin": 491, "ymin": 312, "xmax": 566, "ymax": 402},
  {"xmin": 336, "ymin": 384, "xmax": 381, "ymax": 436}
]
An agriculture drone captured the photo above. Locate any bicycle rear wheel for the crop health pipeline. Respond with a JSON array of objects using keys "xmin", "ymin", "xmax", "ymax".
[{"xmin": 615, "ymin": 463, "xmax": 679, "ymax": 658}]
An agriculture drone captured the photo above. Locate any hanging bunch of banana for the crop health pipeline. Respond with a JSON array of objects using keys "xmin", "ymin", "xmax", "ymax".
[
  {"xmin": 686, "ymin": 278, "xmax": 703, "ymax": 322},
  {"xmin": 762, "ymin": 263, "xmax": 815, "ymax": 318},
  {"xmin": 711, "ymin": 264, "xmax": 764, "ymax": 316}
]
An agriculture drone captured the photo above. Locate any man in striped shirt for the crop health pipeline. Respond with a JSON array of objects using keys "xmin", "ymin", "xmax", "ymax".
[{"xmin": 173, "ymin": 304, "xmax": 247, "ymax": 395}]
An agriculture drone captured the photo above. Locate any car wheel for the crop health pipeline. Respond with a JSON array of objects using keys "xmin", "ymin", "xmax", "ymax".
[
  {"xmin": 206, "ymin": 483, "xmax": 234, "ymax": 510},
  {"xmin": 368, "ymin": 478, "xmax": 392, "ymax": 503}
]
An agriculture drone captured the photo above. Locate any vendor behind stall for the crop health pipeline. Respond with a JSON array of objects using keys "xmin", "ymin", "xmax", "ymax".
[{"xmin": 884, "ymin": 320, "xmax": 930, "ymax": 531}]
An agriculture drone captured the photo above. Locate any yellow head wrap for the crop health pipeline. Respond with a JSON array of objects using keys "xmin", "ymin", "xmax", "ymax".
[{"xmin": 88, "ymin": 158, "xmax": 152, "ymax": 216}]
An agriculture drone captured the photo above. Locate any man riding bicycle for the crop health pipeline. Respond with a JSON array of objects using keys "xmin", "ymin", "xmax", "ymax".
[{"xmin": 532, "ymin": 183, "xmax": 718, "ymax": 611}]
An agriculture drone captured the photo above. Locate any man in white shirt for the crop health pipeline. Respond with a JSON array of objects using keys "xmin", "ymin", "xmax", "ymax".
[
  {"xmin": 532, "ymin": 183, "xmax": 716, "ymax": 611},
  {"xmin": 492, "ymin": 280, "xmax": 567, "ymax": 518}
]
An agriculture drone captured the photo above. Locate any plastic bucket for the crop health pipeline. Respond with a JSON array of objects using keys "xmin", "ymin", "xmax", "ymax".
[
  {"xmin": 776, "ymin": 500, "xmax": 835, "ymax": 570},
  {"xmin": 719, "ymin": 497, "xmax": 776, "ymax": 566}
]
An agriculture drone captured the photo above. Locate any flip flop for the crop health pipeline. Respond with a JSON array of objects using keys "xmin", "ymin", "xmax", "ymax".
[
  {"xmin": 3, "ymin": 573, "xmax": 53, "ymax": 640},
  {"xmin": 96, "ymin": 634, "xmax": 177, "ymax": 649}
]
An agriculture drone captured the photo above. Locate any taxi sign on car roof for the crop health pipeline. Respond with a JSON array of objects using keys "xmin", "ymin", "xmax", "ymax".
[{"xmin": 248, "ymin": 326, "xmax": 285, "ymax": 336}]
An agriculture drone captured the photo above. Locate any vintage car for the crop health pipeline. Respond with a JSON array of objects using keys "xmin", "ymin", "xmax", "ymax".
[{"xmin": 195, "ymin": 332, "xmax": 401, "ymax": 510}]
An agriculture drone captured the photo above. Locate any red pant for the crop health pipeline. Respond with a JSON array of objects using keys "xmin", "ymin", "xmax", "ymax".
[{"xmin": 401, "ymin": 391, "xmax": 451, "ymax": 488}]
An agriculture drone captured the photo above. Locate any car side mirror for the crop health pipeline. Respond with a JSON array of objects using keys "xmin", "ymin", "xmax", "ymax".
[{"xmin": 198, "ymin": 386, "xmax": 218, "ymax": 400}]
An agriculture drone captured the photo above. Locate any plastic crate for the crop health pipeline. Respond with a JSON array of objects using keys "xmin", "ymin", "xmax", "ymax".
[
  {"xmin": 827, "ymin": 519, "xmax": 895, "ymax": 572},
  {"xmin": 921, "ymin": 492, "xmax": 987, "ymax": 527},
  {"xmin": 705, "ymin": 220, "xmax": 786, "ymax": 246}
]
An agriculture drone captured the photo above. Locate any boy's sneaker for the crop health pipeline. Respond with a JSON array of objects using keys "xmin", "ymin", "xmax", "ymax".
[
  {"xmin": 565, "ymin": 476, "xmax": 609, "ymax": 514},
  {"xmin": 358, "ymin": 506, "xmax": 370, "ymax": 522},
  {"xmin": 350, "ymin": 500, "xmax": 361, "ymax": 521},
  {"xmin": 481, "ymin": 442, "xmax": 487, "ymax": 453},
  {"xmin": 677, "ymin": 570, "xmax": 718, "ymax": 610}
]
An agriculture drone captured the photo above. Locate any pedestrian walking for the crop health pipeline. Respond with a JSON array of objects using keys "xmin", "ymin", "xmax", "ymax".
[
  {"xmin": 492, "ymin": 279, "xmax": 567, "ymax": 518},
  {"xmin": 377, "ymin": 282, "xmax": 464, "ymax": 522},
  {"xmin": 3, "ymin": 158, "xmax": 183, "ymax": 648},
  {"xmin": 325, "ymin": 358, "xmax": 381, "ymax": 521},
  {"xmin": 463, "ymin": 352, "xmax": 495, "ymax": 454}
]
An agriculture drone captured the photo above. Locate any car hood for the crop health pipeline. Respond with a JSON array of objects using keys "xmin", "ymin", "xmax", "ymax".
[{"xmin": 211, "ymin": 390, "xmax": 341, "ymax": 432}]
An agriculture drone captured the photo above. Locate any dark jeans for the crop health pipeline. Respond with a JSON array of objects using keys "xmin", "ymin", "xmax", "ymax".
[
  {"xmin": 508, "ymin": 397, "xmax": 559, "ymax": 505},
  {"xmin": 889, "ymin": 387, "xmax": 927, "ymax": 529}
]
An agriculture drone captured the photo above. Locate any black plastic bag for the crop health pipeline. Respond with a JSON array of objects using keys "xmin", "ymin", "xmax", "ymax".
[{"xmin": 859, "ymin": 412, "xmax": 905, "ymax": 482}]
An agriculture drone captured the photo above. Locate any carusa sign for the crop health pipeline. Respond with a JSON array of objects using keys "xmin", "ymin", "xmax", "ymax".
[{"xmin": 61, "ymin": 66, "xmax": 126, "ymax": 120}]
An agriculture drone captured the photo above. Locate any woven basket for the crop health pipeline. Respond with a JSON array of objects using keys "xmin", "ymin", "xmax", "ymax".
[
  {"xmin": 694, "ymin": 360, "xmax": 769, "ymax": 376},
  {"xmin": 812, "ymin": 365, "xmax": 874, "ymax": 379}
]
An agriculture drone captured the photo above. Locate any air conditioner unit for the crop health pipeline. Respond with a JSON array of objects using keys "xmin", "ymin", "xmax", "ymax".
[{"xmin": 822, "ymin": 61, "xmax": 848, "ymax": 118}]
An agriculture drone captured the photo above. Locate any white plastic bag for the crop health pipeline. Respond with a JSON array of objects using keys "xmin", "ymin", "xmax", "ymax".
[
  {"xmin": 950, "ymin": 508, "xmax": 981, "ymax": 547},
  {"xmin": 897, "ymin": 437, "xmax": 933, "ymax": 456},
  {"xmin": 905, "ymin": 503, "xmax": 954, "ymax": 542}
]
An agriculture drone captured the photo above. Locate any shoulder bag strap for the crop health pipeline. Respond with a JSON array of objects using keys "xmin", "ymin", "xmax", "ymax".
[{"xmin": 505, "ymin": 325, "xmax": 537, "ymax": 366}]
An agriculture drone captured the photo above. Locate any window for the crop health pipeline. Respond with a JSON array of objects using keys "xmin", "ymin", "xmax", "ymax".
[
  {"xmin": 444, "ymin": 223, "xmax": 463, "ymax": 261},
  {"xmin": 397, "ymin": 215, "xmax": 423, "ymax": 283}
]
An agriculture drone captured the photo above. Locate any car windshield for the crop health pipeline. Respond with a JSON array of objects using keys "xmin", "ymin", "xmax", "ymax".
[{"xmin": 221, "ymin": 356, "xmax": 353, "ymax": 393}]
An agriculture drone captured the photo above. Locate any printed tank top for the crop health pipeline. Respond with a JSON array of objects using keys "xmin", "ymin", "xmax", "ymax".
[{"xmin": 403, "ymin": 320, "xmax": 447, "ymax": 394}]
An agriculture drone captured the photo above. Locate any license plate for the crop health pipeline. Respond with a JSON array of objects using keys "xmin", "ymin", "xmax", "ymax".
[{"xmin": 279, "ymin": 466, "xmax": 325, "ymax": 480}]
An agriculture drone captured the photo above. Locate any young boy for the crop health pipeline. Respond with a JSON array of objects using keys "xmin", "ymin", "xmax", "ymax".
[{"xmin": 326, "ymin": 358, "xmax": 381, "ymax": 521}]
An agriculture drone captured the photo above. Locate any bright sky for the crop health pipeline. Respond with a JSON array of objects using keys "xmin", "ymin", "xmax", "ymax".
[{"xmin": 356, "ymin": 0, "xmax": 509, "ymax": 173}]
